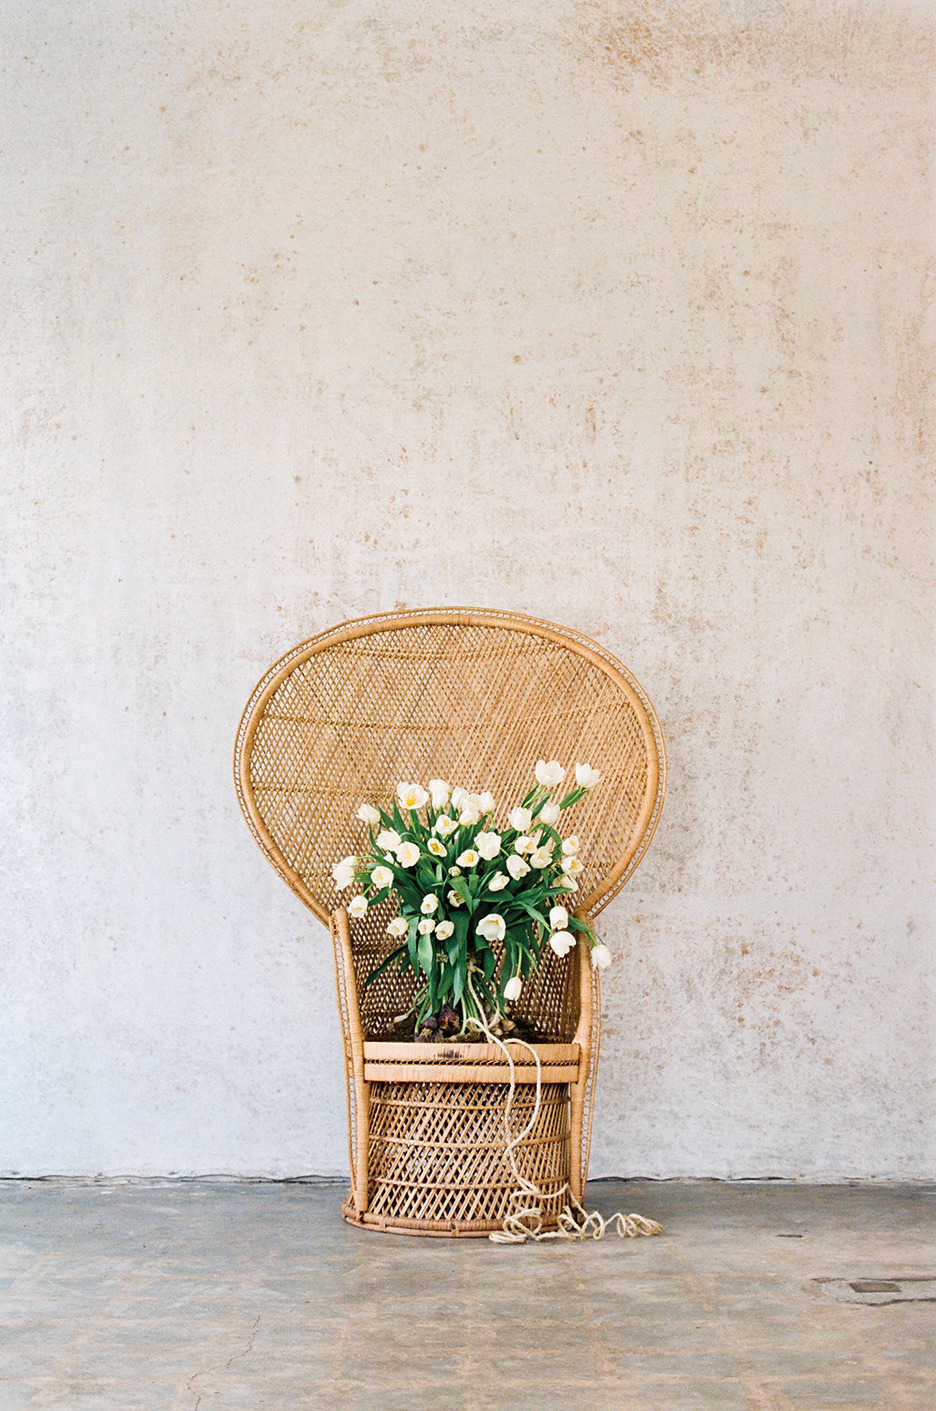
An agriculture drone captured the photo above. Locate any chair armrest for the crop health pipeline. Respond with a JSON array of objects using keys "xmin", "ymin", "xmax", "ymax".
[{"xmin": 330, "ymin": 908, "xmax": 363, "ymax": 1070}]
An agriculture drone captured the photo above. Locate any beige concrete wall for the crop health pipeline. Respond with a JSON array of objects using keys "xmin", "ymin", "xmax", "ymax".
[{"xmin": 2, "ymin": 0, "xmax": 933, "ymax": 1178}]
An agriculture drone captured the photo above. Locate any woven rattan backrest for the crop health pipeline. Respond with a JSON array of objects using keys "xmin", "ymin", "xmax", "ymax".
[{"xmin": 235, "ymin": 608, "xmax": 665, "ymax": 1036}]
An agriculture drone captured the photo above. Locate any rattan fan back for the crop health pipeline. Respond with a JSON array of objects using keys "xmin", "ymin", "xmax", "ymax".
[{"xmin": 237, "ymin": 607, "xmax": 663, "ymax": 899}]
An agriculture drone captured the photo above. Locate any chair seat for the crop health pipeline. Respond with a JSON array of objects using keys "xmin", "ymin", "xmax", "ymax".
[{"xmin": 361, "ymin": 1040, "xmax": 582, "ymax": 1084}]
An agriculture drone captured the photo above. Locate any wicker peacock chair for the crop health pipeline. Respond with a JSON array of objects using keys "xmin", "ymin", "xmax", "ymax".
[{"xmin": 235, "ymin": 608, "xmax": 665, "ymax": 1237}]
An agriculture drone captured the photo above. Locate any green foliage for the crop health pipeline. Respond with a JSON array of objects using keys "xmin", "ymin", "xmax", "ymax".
[{"xmin": 349, "ymin": 774, "xmax": 599, "ymax": 1027}]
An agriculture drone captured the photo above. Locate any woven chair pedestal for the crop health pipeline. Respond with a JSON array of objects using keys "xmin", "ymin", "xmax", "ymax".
[{"xmin": 341, "ymin": 1043, "xmax": 577, "ymax": 1237}]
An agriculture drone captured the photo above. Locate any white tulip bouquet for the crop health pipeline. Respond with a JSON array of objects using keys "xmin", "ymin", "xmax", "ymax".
[{"xmin": 332, "ymin": 760, "xmax": 612, "ymax": 1040}]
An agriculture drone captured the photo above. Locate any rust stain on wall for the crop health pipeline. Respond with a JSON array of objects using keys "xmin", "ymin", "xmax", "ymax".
[{"xmin": 580, "ymin": 0, "xmax": 934, "ymax": 87}]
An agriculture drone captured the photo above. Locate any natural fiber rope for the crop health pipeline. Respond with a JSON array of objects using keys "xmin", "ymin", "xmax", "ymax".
[{"xmin": 464, "ymin": 975, "xmax": 662, "ymax": 1245}]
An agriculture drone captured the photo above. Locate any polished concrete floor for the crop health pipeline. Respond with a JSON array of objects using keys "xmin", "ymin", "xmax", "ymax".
[{"xmin": 0, "ymin": 1177, "xmax": 933, "ymax": 1410}]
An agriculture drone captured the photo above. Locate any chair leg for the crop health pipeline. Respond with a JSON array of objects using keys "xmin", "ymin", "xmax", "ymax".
[
  {"xmin": 330, "ymin": 908, "xmax": 370, "ymax": 1215},
  {"xmin": 352, "ymin": 1082, "xmax": 371, "ymax": 1214}
]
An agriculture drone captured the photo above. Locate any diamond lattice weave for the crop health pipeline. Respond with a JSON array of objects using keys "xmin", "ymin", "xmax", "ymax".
[
  {"xmin": 349, "ymin": 1079, "xmax": 571, "ymax": 1236},
  {"xmin": 236, "ymin": 611, "xmax": 663, "ymax": 932}
]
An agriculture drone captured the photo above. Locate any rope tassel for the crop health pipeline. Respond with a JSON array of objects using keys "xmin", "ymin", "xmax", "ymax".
[{"xmin": 491, "ymin": 1195, "xmax": 663, "ymax": 1244}]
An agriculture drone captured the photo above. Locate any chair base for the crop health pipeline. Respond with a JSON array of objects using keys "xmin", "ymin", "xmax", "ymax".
[
  {"xmin": 341, "ymin": 1195, "xmax": 560, "ymax": 1238},
  {"xmin": 344, "ymin": 1073, "xmax": 572, "ymax": 1238}
]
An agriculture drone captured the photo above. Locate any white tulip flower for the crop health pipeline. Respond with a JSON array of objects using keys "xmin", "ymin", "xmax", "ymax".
[
  {"xmin": 591, "ymin": 942, "xmax": 612, "ymax": 969},
  {"xmin": 535, "ymin": 759, "xmax": 566, "ymax": 788},
  {"xmin": 377, "ymin": 829, "xmax": 402, "ymax": 850},
  {"xmin": 450, "ymin": 786, "xmax": 469, "ymax": 809},
  {"xmin": 476, "ymin": 913, "xmax": 506, "ymax": 943},
  {"xmin": 331, "ymin": 855, "xmax": 357, "ymax": 889},
  {"xmin": 447, "ymin": 889, "xmax": 466, "ymax": 908},
  {"xmin": 456, "ymin": 849, "xmax": 479, "ymax": 868},
  {"xmin": 433, "ymin": 814, "xmax": 459, "ymax": 838},
  {"xmin": 529, "ymin": 847, "xmax": 553, "ymax": 869},
  {"xmin": 575, "ymin": 763, "xmax": 601, "ymax": 790},
  {"xmin": 348, "ymin": 895, "xmax": 368, "ymax": 919},
  {"xmin": 427, "ymin": 837, "xmax": 446, "ymax": 858},
  {"xmin": 561, "ymin": 835, "xmax": 580, "ymax": 855},
  {"xmin": 435, "ymin": 920, "xmax": 455, "ymax": 940},
  {"xmin": 540, "ymin": 802, "xmax": 561, "ymax": 826},
  {"xmin": 549, "ymin": 905, "xmax": 569, "ymax": 931},
  {"xmin": 420, "ymin": 894, "xmax": 439, "ymax": 915},
  {"xmin": 561, "ymin": 856, "xmax": 584, "ymax": 876},
  {"xmin": 356, "ymin": 804, "xmax": 381, "ymax": 826},
  {"xmin": 514, "ymin": 835, "xmax": 535, "ymax": 856},
  {"xmin": 448, "ymin": 866, "xmax": 462, "ymax": 877},
  {"xmin": 504, "ymin": 976, "xmax": 523, "ymax": 1002},
  {"xmin": 508, "ymin": 807, "xmax": 533, "ymax": 832},
  {"xmin": 549, "ymin": 931, "xmax": 575, "ymax": 958},
  {"xmin": 506, "ymin": 855, "xmax": 531, "ymax": 881},
  {"xmin": 396, "ymin": 842, "xmax": 421, "ymax": 867},
  {"xmin": 478, "ymin": 791, "xmax": 495, "ymax": 814},
  {"xmin": 488, "ymin": 871, "xmax": 509, "ymax": 892},
  {"xmin": 396, "ymin": 781, "xmax": 429, "ymax": 811},
  {"xmin": 371, "ymin": 865, "xmax": 395, "ymax": 889},
  {"xmin": 476, "ymin": 831, "xmax": 502, "ymax": 861},
  {"xmin": 459, "ymin": 805, "xmax": 482, "ymax": 826},
  {"xmin": 386, "ymin": 916, "xmax": 409, "ymax": 937},
  {"xmin": 428, "ymin": 778, "xmax": 451, "ymax": 808},
  {"xmin": 417, "ymin": 918, "xmax": 436, "ymax": 935}
]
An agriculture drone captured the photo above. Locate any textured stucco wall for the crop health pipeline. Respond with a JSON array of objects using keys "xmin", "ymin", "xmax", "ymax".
[{"xmin": 2, "ymin": 1, "xmax": 933, "ymax": 1178}]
